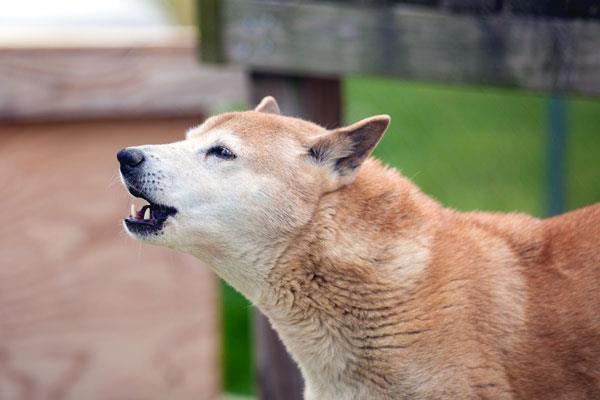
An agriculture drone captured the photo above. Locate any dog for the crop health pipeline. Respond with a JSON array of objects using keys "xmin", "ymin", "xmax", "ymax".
[{"xmin": 118, "ymin": 96, "xmax": 600, "ymax": 399}]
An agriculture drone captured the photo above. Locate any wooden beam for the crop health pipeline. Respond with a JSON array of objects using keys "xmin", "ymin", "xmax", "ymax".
[
  {"xmin": 250, "ymin": 71, "xmax": 342, "ymax": 400},
  {"xmin": 0, "ymin": 28, "xmax": 246, "ymax": 121},
  {"xmin": 254, "ymin": 312, "xmax": 304, "ymax": 400},
  {"xmin": 214, "ymin": 0, "xmax": 600, "ymax": 96}
]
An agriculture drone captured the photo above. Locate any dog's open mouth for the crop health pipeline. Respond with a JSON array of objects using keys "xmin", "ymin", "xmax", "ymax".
[{"xmin": 124, "ymin": 191, "xmax": 177, "ymax": 234}]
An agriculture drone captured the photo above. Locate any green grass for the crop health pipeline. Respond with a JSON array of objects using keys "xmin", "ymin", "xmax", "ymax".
[
  {"xmin": 221, "ymin": 78, "xmax": 600, "ymax": 395},
  {"xmin": 221, "ymin": 282, "xmax": 255, "ymax": 395},
  {"xmin": 346, "ymin": 78, "xmax": 547, "ymax": 214},
  {"xmin": 346, "ymin": 77, "xmax": 599, "ymax": 216},
  {"xmin": 567, "ymin": 97, "xmax": 600, "ymax": 210}
]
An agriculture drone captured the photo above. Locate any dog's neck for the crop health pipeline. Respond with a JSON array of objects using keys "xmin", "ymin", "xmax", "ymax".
[
  {"xmin": 256, "ymin": 160, "xmax": 442, "ymax": 398},
  {"xmin": 191, "ymin": 231, "xmax": 291, "ymax": 302}
]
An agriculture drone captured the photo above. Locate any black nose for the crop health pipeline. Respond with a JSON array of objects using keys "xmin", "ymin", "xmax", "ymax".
[{"xmin": 117, "ymin": 148, "xmax": 145, "ymax": 170}]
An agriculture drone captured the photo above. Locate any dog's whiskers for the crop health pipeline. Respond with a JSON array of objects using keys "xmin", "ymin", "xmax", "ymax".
[{"xmin": 106, "ymin": 173, "xmax": 123, "ymax": 189}]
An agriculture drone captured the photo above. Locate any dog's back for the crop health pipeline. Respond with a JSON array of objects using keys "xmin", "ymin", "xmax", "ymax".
[
  {"xmin": 507, "ymin": 204, "xmax": 600, "ymax": 398},
  {"xmin": 456, "ymin": 204, "xmax": 600, "ymax": 398}
]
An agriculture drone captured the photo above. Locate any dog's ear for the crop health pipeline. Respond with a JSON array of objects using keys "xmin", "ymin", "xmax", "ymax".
[
  {"xmin": 254, "ymin": 96, "xmax": 280, "ymax": 115},
  {"xmin": 308, "ymin": 115, "xmax": 390, "ymax": 186}
]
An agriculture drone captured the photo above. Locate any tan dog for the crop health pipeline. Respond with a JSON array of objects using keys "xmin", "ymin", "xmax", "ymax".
[{"xmin": 118, "ymin": 97, "xmax": 600, "ymax": 399}]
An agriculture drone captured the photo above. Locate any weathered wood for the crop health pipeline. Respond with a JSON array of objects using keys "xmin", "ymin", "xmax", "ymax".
[
  {"xmin": 507, "ymin": 0, "xmax": 600, "ymax": 19},
  {"xmin": 442, "ymin": 0, "xmax": 501, "ymax": 14},
  {"xmin": 0, "ymin": 28, "xmax": 246, "ymax": 121},
  {"xmin": 0, "ymin": 118, "xmax": 220, "ymax": 400},
  {"xmin": 208, "ymin": 0, "xmax": 600, "ymax": 96},
  {"xmin": 254, "ymin": 313, "xmax": 304, "ymax": 400},
  {"xmin": 250, "ymin": 71, "xmax": 341, "ymax": 400}
]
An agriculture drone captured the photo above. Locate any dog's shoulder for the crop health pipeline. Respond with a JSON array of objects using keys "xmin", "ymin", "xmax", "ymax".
[
  {"xmin": 541, "ymin": 201, "xmax": 600, "ymax": 287},
  {"xmin": 543, "ymin": 202, "xmax": 600, "ymax": 259}
]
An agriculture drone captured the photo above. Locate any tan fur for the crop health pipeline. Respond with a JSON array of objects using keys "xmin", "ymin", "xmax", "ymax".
[
  {"xmin": 262, "ymin": 159, "xmax": 600, "ymax": 399},
  {"xmin": 121, "ymin": 99, "xmax": 600, "ymax": 399}
]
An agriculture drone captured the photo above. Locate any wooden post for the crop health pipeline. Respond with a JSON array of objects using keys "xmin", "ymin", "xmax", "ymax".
[{"xmin": 250, "ymin": 71, "xmax": 342, "ymax": 400}]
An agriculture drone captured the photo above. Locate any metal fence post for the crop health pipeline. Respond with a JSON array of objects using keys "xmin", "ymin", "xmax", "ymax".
[{"xmin": 547, "ymin": 95, "xmax": 567, "ymax": 216}]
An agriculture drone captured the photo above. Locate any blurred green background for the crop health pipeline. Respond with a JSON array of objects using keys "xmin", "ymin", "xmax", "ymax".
[{"xmin": 222, "ymin": 78, "xmax": 600, "ymax": 395}]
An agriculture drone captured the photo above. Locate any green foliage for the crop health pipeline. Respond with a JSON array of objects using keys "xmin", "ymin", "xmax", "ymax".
[{"xmin": 221, "ymin": 281, "xmax": 256, "ymax": 395}]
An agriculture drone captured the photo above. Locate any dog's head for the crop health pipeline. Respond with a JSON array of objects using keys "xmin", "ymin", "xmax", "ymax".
[{"xmin": 118, "ymin": 96, "xmax": 389, "ymax": 299}]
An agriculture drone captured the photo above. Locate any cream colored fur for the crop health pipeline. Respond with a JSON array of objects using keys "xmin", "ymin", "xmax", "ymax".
[{"xmin": 120, "ymin": 97, "xmax": 600, "ymax": 399}]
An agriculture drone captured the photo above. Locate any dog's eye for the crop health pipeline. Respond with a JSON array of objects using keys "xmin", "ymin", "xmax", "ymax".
[{"xmin": 206, "ymin": 145, "xmax": 236, "ymax": 160}]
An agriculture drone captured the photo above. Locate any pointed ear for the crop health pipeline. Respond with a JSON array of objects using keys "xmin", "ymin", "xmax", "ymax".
[
  {"xmin": 308, "ymin": 115, "xmax": 390, "ymax": 186},
  {"xmin": 254, "ymin": 96, "xmax": 280, "ymax": 115}
]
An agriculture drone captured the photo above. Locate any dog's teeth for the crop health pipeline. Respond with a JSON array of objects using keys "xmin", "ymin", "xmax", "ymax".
[
  {"xmin": 130, "ymin": 204, "xmax": 136, "ymax": 218},
  {"xmin": 144, "ymin": 207, "xmax": 151, "ymax": 220}
]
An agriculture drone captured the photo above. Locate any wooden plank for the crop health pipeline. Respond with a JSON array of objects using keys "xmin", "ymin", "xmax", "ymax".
[
  {"xmin": 215, "ymin": 0, "xmax": 600, "ymax": 96},
  {"xmin": 254, "ymin": 313, "xmax": 304, "ymax": 400},
  {"xmin": 0, "ymin": 118, "xmax": 219, "ymax": 399},
  {"xmin": 506, "ymin": 0, "xmax": 569, "ymax": 17},
  {"xmin": 0, "ymin": 29, "xmax": 246, "ymax": 121},
  {"xmin": 208, "ymin": 0, "xmax": 600, "ymax": 19},
  {"xmin": 250, "ymin": 71, "xmax": 341, "ymax": 400},
  {"xmin": 506, "ymin": 0, "xmax": 600, "ymax": 19}
]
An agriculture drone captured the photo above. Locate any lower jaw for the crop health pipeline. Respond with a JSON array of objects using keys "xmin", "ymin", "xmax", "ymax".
[{"xmin": 124, "ymin": 219, "xmax": 165, "ymax": 236}]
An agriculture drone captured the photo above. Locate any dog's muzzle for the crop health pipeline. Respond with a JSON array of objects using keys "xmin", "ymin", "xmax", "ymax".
[{"xmin": 117, "ymin": 147, "xmax": 177, "ymax": 235}]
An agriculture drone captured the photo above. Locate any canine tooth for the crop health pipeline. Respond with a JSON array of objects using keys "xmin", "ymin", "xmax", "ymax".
[
  {"xmin": 144, "ymin": 207, "xmax": 151, "ymax": 220},
  {"xmin": 130, "ymin": 204, "xmax": 136, "ymax": 218}
]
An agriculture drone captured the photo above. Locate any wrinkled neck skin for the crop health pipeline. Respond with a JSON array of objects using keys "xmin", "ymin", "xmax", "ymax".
[
  {"xmin": 251, "ymin": 161, "xmax": 442, "ymax": 400},
  {"xmin": 188, "ymin": 226, "xmax": 292, "ymax": 303}
]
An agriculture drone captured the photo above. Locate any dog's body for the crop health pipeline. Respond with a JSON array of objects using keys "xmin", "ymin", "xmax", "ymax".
[
  {"xmin": 263, "ymin": 160, "xmax": 600, "ymax": 399},
  {"xmin": 118, "ymin": 97, "xmax": 600, "ymax": 399}
]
